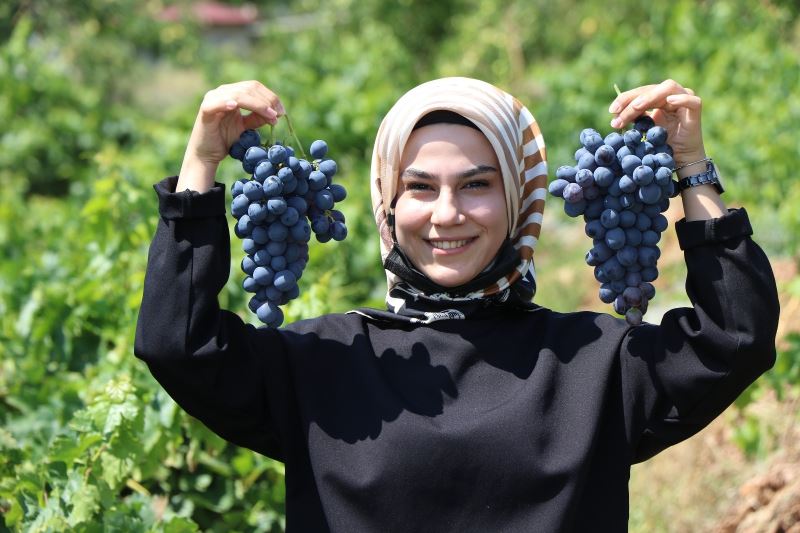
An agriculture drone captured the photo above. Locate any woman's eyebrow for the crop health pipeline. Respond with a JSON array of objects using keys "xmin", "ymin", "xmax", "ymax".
[
  {"xmin": 401, "ymin": 165, "xmax": 498, "ymax": 180},
  {"xmin": 459, "ymin": 165, "xmax": 498, "ymax": 178}
]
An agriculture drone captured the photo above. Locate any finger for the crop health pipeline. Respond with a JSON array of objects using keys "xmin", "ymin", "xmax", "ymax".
[
  {"xmin": 200, "ymin": 81, "xmax": 282, "ymax": 122},
  {"xmin": 611, "ymin": 79, "xmax": 688, "ymax": 129},
  {"xmin": 666, "ymin": 93, "xmax": 703, "ymax": 133},
  {"xmin": 242, "ymin": 111, "xmax": 275, "ymax": 130},
  {"xmin": 665, "ymin": 93, "xmax": 702, "ymax": 110},
  {"xmin": 240, "ymin": 80, "xmax": 286, "ymax": 117},
  {"xmin": 608, "ymin": 85, "xmax": 657, "ymax": 115},
  {"xmin": 231, "ymin": 90, "xmax": 280, "ymax": 121}
]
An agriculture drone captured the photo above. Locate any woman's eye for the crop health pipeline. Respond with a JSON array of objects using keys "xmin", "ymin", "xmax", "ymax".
[
  {"xmin": 464, "ymin": 180, "xmax": 490, "ymax": 189},
  {"xmin": 406, "ymin": 182, "xmax": 432, "ymax": 191}
]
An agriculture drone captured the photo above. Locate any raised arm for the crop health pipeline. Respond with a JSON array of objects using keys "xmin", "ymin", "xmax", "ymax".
[
  {"xmin": 608, "ymin": 80, "xmax": 780, "ymax": 461},
  {"xmin": 134, "ymin": 82, "xmax": 292, "ymax": 460}
]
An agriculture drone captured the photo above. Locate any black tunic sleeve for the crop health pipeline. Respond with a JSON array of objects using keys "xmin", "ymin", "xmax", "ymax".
[
  {"xmin": 133, "ymin": 176, "xmax": 293, "ymax": 460},
  {"xmin": 619, "ymin": 207, "xmax": 780, "ymax": 462}
]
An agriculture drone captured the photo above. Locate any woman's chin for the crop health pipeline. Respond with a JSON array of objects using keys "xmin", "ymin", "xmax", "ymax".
[{"xmin": 420, "ymin": 267, "xmax": 476, "ymax": 289}]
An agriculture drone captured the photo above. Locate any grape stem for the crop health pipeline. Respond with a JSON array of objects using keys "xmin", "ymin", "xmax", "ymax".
[
  {"xmin": 613, "ymin": 83, "xmax": 622, "ymax": 97},
  {"xmin": 283, "ymin": 113, "xmax": 308, "ymax": 159}
]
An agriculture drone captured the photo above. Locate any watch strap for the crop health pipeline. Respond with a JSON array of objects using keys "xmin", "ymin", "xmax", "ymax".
[{"xmin": 677, "ymin": 161, "xmax": 724, "ymax": 194}]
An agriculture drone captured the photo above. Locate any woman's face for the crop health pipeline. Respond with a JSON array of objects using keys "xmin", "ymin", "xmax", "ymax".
[{"xmin": 394, "ymin": 123, "xmax": 508, "ymax": 288}]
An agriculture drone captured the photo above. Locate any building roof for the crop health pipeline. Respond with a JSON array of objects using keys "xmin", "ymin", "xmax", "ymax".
[{"xmin": 158, "ymin": 2, "xmax": 258, "ymax": 27}]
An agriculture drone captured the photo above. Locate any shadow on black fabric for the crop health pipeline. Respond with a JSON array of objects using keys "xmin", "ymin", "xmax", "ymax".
[{"xmin": 296, "ymin": 335, "xmax": 457, "ymax": 444}]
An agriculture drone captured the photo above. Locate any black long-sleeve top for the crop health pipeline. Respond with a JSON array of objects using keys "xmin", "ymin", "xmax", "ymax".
[{"xmin": 134, "ymin": 176, "xmax": 779, "ymax": 532}]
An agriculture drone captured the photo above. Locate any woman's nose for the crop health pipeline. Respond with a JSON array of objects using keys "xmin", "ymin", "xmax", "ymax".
[{"xmin": 430, "ymin": 189, "xmax": 465, "ymax": 226}]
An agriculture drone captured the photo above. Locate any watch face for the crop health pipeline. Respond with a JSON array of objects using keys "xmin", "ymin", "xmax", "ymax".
[{"xmin": 710, "ymin": 163, "xmax": 725, "ymax": 193}]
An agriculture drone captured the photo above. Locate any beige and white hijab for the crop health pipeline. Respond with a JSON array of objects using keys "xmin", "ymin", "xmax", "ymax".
[{"xmin": 359, "ymin": 77, "xmax": 548, "ymax": 322}]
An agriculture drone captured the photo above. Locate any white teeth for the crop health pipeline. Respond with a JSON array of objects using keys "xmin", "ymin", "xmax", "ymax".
[{"xmin": 430, "ymin": 239, "xmax": 470, "ymax": 250}]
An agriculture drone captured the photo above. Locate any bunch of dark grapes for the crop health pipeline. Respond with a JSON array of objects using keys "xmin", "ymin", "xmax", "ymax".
[
  {"xmin": 548, "ymin": 115, "xmax": 680, "ymax": 325},
  {"xmin": 228, "ymin": 129, "xmax": 347, "ymax": 327}
]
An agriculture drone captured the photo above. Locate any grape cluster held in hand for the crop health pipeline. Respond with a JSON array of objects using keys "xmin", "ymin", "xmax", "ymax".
[
  {"xmin": 229, "ymin": 129, "xmax": 347, "ymax": 327},
  {"xmin": 548, "ymin": 115, "xmax": 679, "ymax": 325}
]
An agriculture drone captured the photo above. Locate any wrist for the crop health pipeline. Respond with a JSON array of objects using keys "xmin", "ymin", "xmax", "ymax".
[
  {"xmin": 177, "ymin": 154, "xmax": 219, "ymax": 194},
  {"xmin": 674, "ymin": 151, "xmax": 708, "ymax": 179}
]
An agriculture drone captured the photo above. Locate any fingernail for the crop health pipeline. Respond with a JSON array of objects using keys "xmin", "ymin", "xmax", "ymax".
[
  {"xmin": 608, "ymin": 102, "xmax": 620, "ymax": 113},
  {"xmin": 666, "ymin": 95, "xmax": 678, "ymax": 104},
  {"xmin": 610, "ymin": 118, "xmax": 622, "ymax": 128},
  {"xmin": 266, "ymin": 107, "xmax": 277, "ymax": 118},
  {"xmin": 225, "ymin": 99, "xmax": 237, "ymax": 109}
]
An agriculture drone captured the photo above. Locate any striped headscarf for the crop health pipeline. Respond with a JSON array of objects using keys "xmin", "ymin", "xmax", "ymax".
[{"xmin": 369, "ymin": 77, "xmax": 548, "ymax": 310}]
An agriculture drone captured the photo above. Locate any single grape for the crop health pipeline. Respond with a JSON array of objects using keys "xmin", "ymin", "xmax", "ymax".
[
  {"xmin": 639, "ymin": 282, "xmax": 656, "ymax": 300},
  {"xmin": 318, "ymin": 159, "xmax": 338, "ymax": 179},
  {"xmin": 243, "ymin": 146, "xmax": 269, "ymax": 173},
  {"xmin": 270, "ymin": 255, "xmax": 287, "ymax": 272},
  {"xmin": 254, "ymin": 161, "xmax": 275, "ymax": 183},
  {"xmin": 549, "ymin": 179, "xmax": 570, "ymax": 198},
  {"xmin": 605, "ymin": 227, "xmax": 626, "ymax": 250},
  {"xmin": 290, "ymin": 219, "xmax": 312, "ymax": 242},
  {"xmin": 623, "ymin": 286, "xmax": 643, "ymax": 307},
  {"xmin": 556, "ymin": 166, "xmax": 578, "ymax": 182},
  {"xmin": 618, "ymin": 210, "xmax": 637, "ymax": 228},
  {"xmin": 638, "ymin": 183, "xmax": 662, "ymax": 205},
  {"xmin": 577, "ymin": 152, "xmax": 598, "ymax": 171},
  {"xmin": 310, "ymin": 139, "xmax": 328, "ymax": 159},
  {"xmin": 331, "ymin": 221, "xmax": 348, "ymax": 241},
  {"xmin": 575, "ymin": 169, "xmax": 594, "ymax": 189},
  {"xmin": 268, "ymin": 144, "xmax": 288, "ymax": 165},
  {"xmin": 594, "ymin": 145, "xmax": 616, "ymax": 166},
  {"xmin": 314, "ymin": 189, "xmax": 335, "ymax": 211},
  {"xmin": 330, "ymin": 184, "xmax": 347, "ymax": 202},
  {"xmin": 621, "ymin": 155, "xmax": 642, "ymax": 176},
  {"xmin": 251, "ymin": 226, "xmax": 269, "ymax": 245},
  {"xmin": 267, "ymin": 197, "xmax": 288, "ymax": 215},
  {"xmin": 254, "ymin": 248, "xmax": 272, "ymax": 266},
  {"xmin": 239, "ymin": 129, "xmax": 261, "ymax": 149},
  {"xmin": 241, "ymin": 255, "xmax": 257, "ymax": 276},
  {"xmin": 624, "ymin": 228, "xmax": 643, "ymax": 247},
  {"xmin": 604, "ymin": 132, "xmax": 625, "ymax": 152},
  {"xmin": 625, "ymin": 307, "xmax": 643, "ymax": 326},
  {"xmin": 563, "ymin": 183, "xmax": 585, "ymax": 204},
  {"xmin": 243, "ymin": 275, "xmax": 259, "ymax": 293},
  {"xmin": 229, "ymin": 142, "xmax": 246, "ymax": 161},
  {"xmin": 274, "ymin": 270, "xmax": 298, "ymax": 292},
  {"xmin": 616, "ymin": 246, "xmax": 638, "ymax": 267},
  {"xmin": 634, "ymin": 115, "xmax": 655, "ymax": 134},
  {"xmin": 632, "ymin": 165, "xmax": 654, "ymax": 186},
  {"xmin": 623, "ymin": 129, "xmax": 642, "ymax": 148},
  {"xmin": 256, "ymin": 302, "xmax": 284, "ymax": 327},
  {"xmin": 599, "ymin": 284, "xmax": 617, "ymax": 304},
  {"xmin": 651, "ymin": 214, "xmax": 668, "ymax": 233},
  {"xmin": 593, "ymin": 167, "xmax": 615, "ymax": 188},
  {"xmin": 618, "ymin": 175, "xmax": 637, "ymax": 194},
  {"xmin": 253, "ymin": 266, "xmax": 275, "ymax": 286}
]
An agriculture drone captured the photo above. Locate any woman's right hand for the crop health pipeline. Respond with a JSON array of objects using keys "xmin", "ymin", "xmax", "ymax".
[{"xmin": 177, "ymin": 81, "xmax": 285, "ymax": 193}]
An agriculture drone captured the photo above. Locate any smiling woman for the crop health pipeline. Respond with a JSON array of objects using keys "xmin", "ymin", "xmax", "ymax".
[{"xmin": 135, "ymin": 77, "xmax": 779, "ymax": 532}]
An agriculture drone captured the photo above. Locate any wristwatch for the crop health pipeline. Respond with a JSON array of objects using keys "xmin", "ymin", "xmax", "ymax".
[{"xmin": 676, "ymin": 160, "xmax": 724, "ymax": 195}]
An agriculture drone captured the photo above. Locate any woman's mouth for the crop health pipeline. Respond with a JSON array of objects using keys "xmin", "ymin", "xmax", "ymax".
[{"xmin": 426, "ymin": 237, "xmax": 476, "ymax": 254}]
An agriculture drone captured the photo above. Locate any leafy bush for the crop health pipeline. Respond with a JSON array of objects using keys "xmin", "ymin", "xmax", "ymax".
[{"xmin": 2, "ymin": 0, "xmax": 798, "ymax": 529}]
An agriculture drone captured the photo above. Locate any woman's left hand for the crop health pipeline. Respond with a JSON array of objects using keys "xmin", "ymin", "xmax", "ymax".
[{"xmin": 608, "ymin": 79, "xmax": 705, "ymax": 167}]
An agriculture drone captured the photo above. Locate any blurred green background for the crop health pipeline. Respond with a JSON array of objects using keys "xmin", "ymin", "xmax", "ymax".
[{"xmin": 1, "ymin": 0, "xmax": 798, "ymax": 530}]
